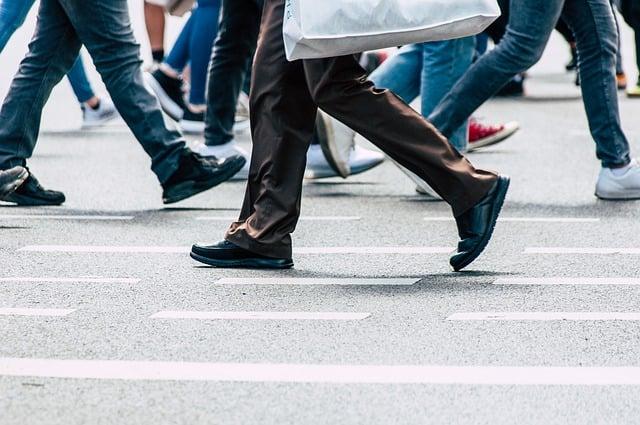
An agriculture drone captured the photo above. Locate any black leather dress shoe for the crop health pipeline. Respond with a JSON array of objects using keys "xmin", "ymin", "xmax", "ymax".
[
  {"xmin": 450, "ymin": 176, "xmax": 510, "ymax": 272},
  {"xmin": 162, "ymin": 149, "xmax": 246, "ymax": 204},
  {"xmin": 0, "ymin": 166, "xmax": 28, "ymax": 199},
  {"xmin": 2, "ymin": 171, "xmax": 65, "ymax": 206},
  {"xmin": 190, "ymin": 240, "xmax": 294, "ymax": 269}
]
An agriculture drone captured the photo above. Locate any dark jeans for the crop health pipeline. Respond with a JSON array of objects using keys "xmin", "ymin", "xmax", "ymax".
[
  {"xmin": 430, "ymin": 0, "xmax": 631, "ymax": 169},
  {"xmin": 0, "ymin": 0, "xmax": 185, "ymax": 183},
  {"xmin": 204, "ymin": 0, "xmax": 263, "ymax": 146}
]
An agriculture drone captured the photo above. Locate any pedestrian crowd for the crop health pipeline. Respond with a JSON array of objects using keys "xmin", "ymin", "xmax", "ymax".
[{"xmin": 0, "ymin": 0, "xmax": 639, "ymax": 271}]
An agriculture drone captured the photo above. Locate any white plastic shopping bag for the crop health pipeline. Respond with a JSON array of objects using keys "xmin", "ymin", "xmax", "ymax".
[{"xmin": 283, "ymin": 0, "xmax": 501, "ymax": 61}]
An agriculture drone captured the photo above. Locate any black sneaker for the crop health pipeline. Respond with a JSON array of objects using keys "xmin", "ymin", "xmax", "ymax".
[
  {"xmin": 145, "ymin": 69, "xmax": 187, "ymax": 121},
  {"xmin": 3, "ymin": 171, "xmax": 65, "ymax": 206},
  {"xmin": 0, "ymin": 166, "xmax": 28, "ymax": 199},
  {"xmin": 162, "ymin": 149, "xmax": 246, "ymax": 204},
  {"xmin": 495, "ymin": 75, "xmax": 525, "ymax": 97},
  {"xmin": 179, "ymin": 109, "xmax": 205, "ymax": 134}
]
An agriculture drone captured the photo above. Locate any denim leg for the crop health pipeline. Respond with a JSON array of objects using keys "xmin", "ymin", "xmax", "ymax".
[
  {"xmin": 58, "ymin": 0, "xmax": 185, "ymax": 183},
  {"xmin": 0, "ymin": 0, "xmax": 81, "ymax": 169},
  {"xmin": 187, "ymin": 0, "xmax": 221, "ymax": 105},
  {"xmin": 563, "ymin": 0, "xmax": 630, "ymax": 167},
  {"xmin": 204, "ymin": 0, "xmax": 262, "ymax": 146},
  {"xmin": 368, "ymin": 44, "xmax": 422, "ymax": 104},
  {"xmin": 421, "ymin": 38, "xmax": 475, "ymax": 152},
  {"xmin": 164, "ymin": 13, "xmax": 194, "ymax": 72},
  {"xmin": 429, "ymin": 0, "xmax": 563, "ymax": 138},
  {"xmin": 0, "ymin": 0, "xmax": 36, "ymax": 52},
  {"xmin": 66, "ymin": 56, "xmax": 95, "ymax": 104}
]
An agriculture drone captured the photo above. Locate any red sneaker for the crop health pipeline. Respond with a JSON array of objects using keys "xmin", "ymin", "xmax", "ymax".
[{"xmin": 467, "ymin": 118, "xmax": 519, "ymax": 152}]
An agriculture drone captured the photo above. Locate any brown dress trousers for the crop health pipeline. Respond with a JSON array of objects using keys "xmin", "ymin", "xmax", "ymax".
[{"xmin": 225, "ymin": 0, "xmax": 498, "ymax": 259}]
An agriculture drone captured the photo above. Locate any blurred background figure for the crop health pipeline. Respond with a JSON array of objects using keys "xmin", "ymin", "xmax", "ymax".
[
  {"xmin": 145, "ymin": 0, "xmax": 221, "ymax": 133},
  {"xmin": 618, "ymin": 0, "xmax": 640, "ymax": 96},
  {"xmin": 0, "ymin": 0, "xmax": 118, "ymax": 128}
]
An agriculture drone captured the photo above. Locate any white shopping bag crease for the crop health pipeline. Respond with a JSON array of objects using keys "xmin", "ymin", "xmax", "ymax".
[{"xmin": 284, "ymin": 0, "xmax": 501, "ymax": 61}]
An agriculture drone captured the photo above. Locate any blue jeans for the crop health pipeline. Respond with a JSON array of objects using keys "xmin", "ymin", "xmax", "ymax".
[
  {"xmin": 429, "ymin": 0, "xmax": 630, "ymax": 168},
  {"xmin": 165, "ymin": 0, "xmax": 221, "ymax": 105},
  {"xmin": 0, "ymin": 0, "xmax": 185, "ymax": 181},
  {"xmin": 0, "ymin": 0, "xmax": 96, "ymax": 105},
  {"xmin": 368, "ymin": 39, "xmax": 475, "ymax": 152}
]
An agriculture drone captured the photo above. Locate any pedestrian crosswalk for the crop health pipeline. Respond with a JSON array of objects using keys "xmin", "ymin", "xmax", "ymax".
[{"xmin": 3, "ymin": 212, "xmax": 640, "ymax": 396}]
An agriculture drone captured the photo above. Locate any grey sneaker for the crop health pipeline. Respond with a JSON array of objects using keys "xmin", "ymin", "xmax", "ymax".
[
  {"xmin": 81, "ymin": 98, "xmax": 118, "ymax": 129},
  {"xmin": 595, "ymin": 159, "xmax": 640, "ymax": 200}
]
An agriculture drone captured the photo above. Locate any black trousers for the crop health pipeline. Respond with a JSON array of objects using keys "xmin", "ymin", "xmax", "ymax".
[{"xmin": 204, "ymin": 0, "xmax": 263, "ymax": 146}]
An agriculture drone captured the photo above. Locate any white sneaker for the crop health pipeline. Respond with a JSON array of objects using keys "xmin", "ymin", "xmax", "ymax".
[
  {"xmin": 305, "ymin": 144, "xmax": 385, "ymax": 179},
  {"xmin": 192, "ymin": 140, "xmax": 250, "ymax": 180},
  {"xmin": 81, "ymin": 98, "xmax": 118, "ymax": 129},
  {"xmin": 391, "ymin": 159, "xmax": 443, "ymax": 201},
  {"xmin": 315, "ymin": 111, "xmax": 356, "ymax": 177},
  {"xmin": 233, "ymin": 92, "xmax": 251, "ymax": 133},
  {"xmin": 595, "ymin": 159, "xmax": 640, "ymax": 200}
]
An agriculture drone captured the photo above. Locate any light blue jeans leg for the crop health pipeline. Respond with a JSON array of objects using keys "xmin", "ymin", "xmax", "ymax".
[
  {"xmin": 66, "ymin": 56, "xmax": 95, "ymax": 104},
  {"xmin": 421, "ymin": 38, "xmax": 475, "ymax": 152},
  {"xmin": 0, "ymin": 0, "xmax": 36, "ymax": 52},
  {"xmin": 368, "ymin": 44, "xmax": 422, "ymax": 103}
]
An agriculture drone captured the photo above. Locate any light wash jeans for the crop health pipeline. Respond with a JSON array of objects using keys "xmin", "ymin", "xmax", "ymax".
[
  {"xmin": 429, "ymin": 0, "xmax": 631, "ymax": 168},
  {"xmin": 368, "ymin": 38, "xmax": 475, "ymax": 152}
]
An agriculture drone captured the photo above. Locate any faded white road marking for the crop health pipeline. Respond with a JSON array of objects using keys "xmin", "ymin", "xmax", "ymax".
[
  {"xmin": 447, "ymin": 312, "xmax": 640, "ymax": 321},
  {"xmin": 494, "ymin": 278, "xmax": 640, "ymax": 286},
  {"xmin": 150, "ymin": 311, "xmax": 370, "ymax": 321},
  {"xmin": 19, "ymin": 246, "xmax": 452, "ymax": 255},
  {"xmin": 0, "ymin": 308, "xmax": 74, "ymax": 317},
  {"xmin": 216, "ymin": 278, "xmax": 419, "ymax": 286},
  {"xmin": 197, "ymin": 216, "xmax": 361, "ymax": 221},
  {"xmin": 0, "ymin": 277, "xmax": 139, "ymax": 284},
  {"xmin": 3, "ymin": 359, "xmax": 640, "ymax": 385},
  {"xmin": 424, "ymin": 217, "xmax": 599, "ymax": 223},
  {"xmin": 525, "ymin": 247, "xmax": 640, "ymax": 254},
  {"xmin": 0, "ymin": 215, "xmax": 133, "ymax": 220}
]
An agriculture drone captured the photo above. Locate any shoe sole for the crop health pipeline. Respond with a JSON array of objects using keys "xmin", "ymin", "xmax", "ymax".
[
  {"xmin": 451, "ymin": 176, "xmax": 510, "ymax": 272},
  {"xmin": 144, "ymin": 73, "xmax": 184, "ymax": 121},
  {"xmin": 467, "ymin": 122, "xmax": 519, "ymax": 152},
  {"xmin": 81, "ymin": 111, "xmax": 119, "ymax": 130},
  {"xmin": 595, "ymin": 191, "xmax": 640, "ymax": 201},
  {"xmin": 190, "ymin": 251, "xmax": 294, "ymax": 269},
  {"xmin": 305, "ymin": 155, "xmax": 385, "ymax": 180},
  {"xmin": 163, "ymin": 157, "xmax": 246, "ymax": 204},
  {"xmin": 315, "ymin": 113, "xmax": 347, "ymax": 178}
]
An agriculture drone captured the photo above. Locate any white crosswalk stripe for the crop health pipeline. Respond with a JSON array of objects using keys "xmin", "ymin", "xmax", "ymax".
[
  {"xmin": 150, "ymin": 311, "xmax": 370, "ymax": 320},
  {"xmin": 447, "ymin": 312, "xmax": 640, "ymax": 321},
  {"xmin": 2, "ymin": 358, "xmax": 640, "ymax": 385},
  {"xmin": 216, "ymin": 278, "xmax": 419, "ymax": 286},
  {"xmin": 0, "ymin": 277, "xmax": 139, "ymax": 284},
  {"xmin": 493, "ymin": 277, "xmax": 640, "ymax": 285},
  {"xmin": 0, "ymin": 308, "xmax": 75, "ymax": 317},
  {"xmin": 18, "ymin": 245, "xmax": 453, "ymax": 254},
  {"xmin": 424, "ymin": 217, "xmax": 600, "ymax": 223},
  {"xmin": 0, "ymin": 215, "xmax": 134, "ymax": 220},
  {"xmin": 525, "ymin": 247, "xmax": 640, "ymax": 254}
]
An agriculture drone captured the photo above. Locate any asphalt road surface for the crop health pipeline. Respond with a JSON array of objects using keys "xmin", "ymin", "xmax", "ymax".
[{"xmin": 1, "ymin": 5, "xmax": 640, "ymax": 425}]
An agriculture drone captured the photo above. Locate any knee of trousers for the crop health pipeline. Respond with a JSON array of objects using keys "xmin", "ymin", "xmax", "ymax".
[{"xmin": 495, "ymin": 35, "xmax": 546, "ymax": 72}]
